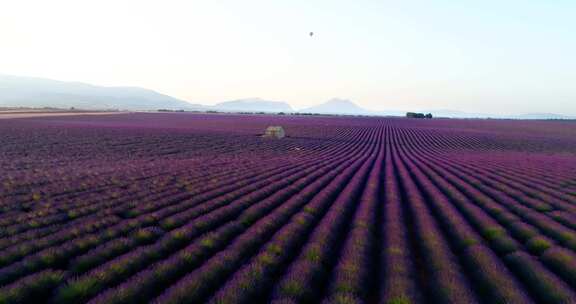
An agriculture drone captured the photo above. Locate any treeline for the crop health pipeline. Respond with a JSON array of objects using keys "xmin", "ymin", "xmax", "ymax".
[{"xmin": 406, "ymin": 112, "xmax": 433, "ymax": 119}]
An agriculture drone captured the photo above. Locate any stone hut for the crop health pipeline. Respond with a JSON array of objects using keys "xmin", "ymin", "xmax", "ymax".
[{"xmin": 263, "ymin": 126, "xmax": 285, "ymax": 138}]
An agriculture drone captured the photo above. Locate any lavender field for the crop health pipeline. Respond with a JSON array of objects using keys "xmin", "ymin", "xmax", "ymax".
[{"xmin": 0, "ymin": 113, "xmax": 575, "ymax": 304}]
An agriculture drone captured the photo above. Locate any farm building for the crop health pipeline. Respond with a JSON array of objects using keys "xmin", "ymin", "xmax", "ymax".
[{"xmin": 263, "ymin": 126, "xmax": 285, "ymax": 138}]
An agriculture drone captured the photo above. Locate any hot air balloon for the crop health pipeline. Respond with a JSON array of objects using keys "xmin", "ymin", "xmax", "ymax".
[{"xmin": 310, "ymin": 32, "xmax": 314, "ymax": 37}]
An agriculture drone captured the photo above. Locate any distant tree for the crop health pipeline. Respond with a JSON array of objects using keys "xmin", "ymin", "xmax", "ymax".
[{"xmin": 406, "ymin": 112, "xmax": 429, "ymax": 119}]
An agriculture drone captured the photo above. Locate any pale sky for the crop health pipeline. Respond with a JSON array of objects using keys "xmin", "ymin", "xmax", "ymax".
[{"xmin": 1, "ymin": 0, "xmax": 575, "ymax": 114}]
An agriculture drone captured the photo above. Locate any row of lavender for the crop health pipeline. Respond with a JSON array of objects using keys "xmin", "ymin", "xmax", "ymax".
[
  {"xmin": 0, "ymin": 114, "xmax": 381, "ymax": 303},
  {"xmin": 148, "ymin": 123, "xmax": 576, "ymax": 303},
  {"xmin": 0, "ymin": 113, "xmax": 575, "ymax": 303}
]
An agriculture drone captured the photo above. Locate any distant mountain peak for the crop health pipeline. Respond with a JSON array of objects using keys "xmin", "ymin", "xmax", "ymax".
[
  {"xmin": 213, "ymin": 98, "xmax": 293, "ymax": 112},
  {"xmin": 324, "ymin": 98, "xmax": 356, "ymax": 105},
  {"xmin": 300, "ymin": 98, "xmax": 371, "ymax": 115}
]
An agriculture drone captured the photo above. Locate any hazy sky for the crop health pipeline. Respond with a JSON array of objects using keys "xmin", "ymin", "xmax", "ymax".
[{"xmin": 1, "ymin": 0, "xmax": 575, "ymax": 114}]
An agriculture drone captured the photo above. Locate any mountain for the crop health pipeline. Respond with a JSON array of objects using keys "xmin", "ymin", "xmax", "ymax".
[
  {"xmin": 212, "ymin": 98, "xmax": 293, "ymax": 113},
  {"xmin": 2, "ymin": 75, "xmax": 573, "ymax": 119},
  {"xmin": 300, "ymin": 98, "xmax": 372, "ymax": 115},
  {"xmin": 0, "ymin": 75, "xmax": 201, "ymax": 111}
]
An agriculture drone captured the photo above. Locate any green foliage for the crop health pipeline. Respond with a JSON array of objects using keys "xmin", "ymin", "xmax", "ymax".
[
  {"xmin": 387, "ymin": 296, "xmax": 412, "ymax": 304},
  {"xmin": 491, "ymin": 236, "xmax": 519, "ymax": 255},
  {"xmin": 482, "ymin": 227, "xmax": 505, "ymax": 240},
  {"xmin": 303, "ymin": 206, "xmax": 317, "ymax": 214},
  {"xmin": 333, "ymin": 293, "xmax": 362, "ymax": 304},
  {"xmin": 54, "ymin": 277, "xmax": 99, "ymax": 304},
  {"xmin": 132, "ymin": 228, "xmax": 160, "ymax": 245},
  {"xmin": 267, "ymin": 244, "xmax": 282, "ymax": 255},
  {"xmin": 280, "ymin": 280, "xmax": 305, "ymax": 298},
  {"xmin": 160, "ymin": 218, "xmax": 177, "ymax": 230},
  {"xmin": 304, "ymin": 246, "xmax": 321, "ymax": 263},
  {"xmin": 527, "ymin": 237, "xmax": 553, "ymax": 255},
  {"xmin": 200, "ymin": 237, "xmax": 215, "ymax": 249}
]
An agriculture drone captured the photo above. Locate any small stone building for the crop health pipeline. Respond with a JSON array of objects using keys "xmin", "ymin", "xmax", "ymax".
[{"xmin": 263, "ymin": 126, "xmax": 285, "ymax": 138}]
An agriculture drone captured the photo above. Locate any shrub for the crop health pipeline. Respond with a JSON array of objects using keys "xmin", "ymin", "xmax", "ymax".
[{"xmin": 527, "ymin": 236, "xmax": 554, "ymax": 255}]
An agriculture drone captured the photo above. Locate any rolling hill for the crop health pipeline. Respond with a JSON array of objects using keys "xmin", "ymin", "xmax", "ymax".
[
  {"xmin": 212, "ymin": 98, "xmax": 293, "ymax": 113},
  {"xmin": 0, "ymin": 75, "xmax": 201, "ymax": 111},
  {"xmin": 299, "ymin": 98, "xmax": 372, "ymax": 115}
]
